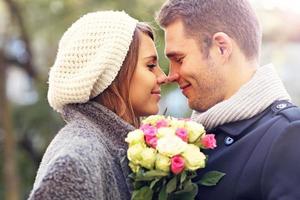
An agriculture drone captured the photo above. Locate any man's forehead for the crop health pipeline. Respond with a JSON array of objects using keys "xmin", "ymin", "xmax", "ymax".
[
  {"xmin": 165, "ymin": 33, "xmax": 189, "ymax": 58},
  {"xmin": 165, "ymin": 32, "xmax": 184, "ymax": 54},
  {"xmin": 164, "ymin": 20, "xmax": 190, "ymax": 54},
  {"xmin": 165, "ymin": 41, "xmax": 183, "ymax": 54}
]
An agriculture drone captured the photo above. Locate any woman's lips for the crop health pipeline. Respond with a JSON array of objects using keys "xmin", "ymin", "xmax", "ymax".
[
  {"xmin": 151, "ymin": 90, "xmax": 161, "ymax": 99},
  {"xmin": 151, "ymin": 90, "xmax": 161, "ymax": 94}
]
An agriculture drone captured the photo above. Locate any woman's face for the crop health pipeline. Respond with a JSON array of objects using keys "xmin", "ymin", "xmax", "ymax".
[{"xmin": 129, "ymin": 32, "xmax": 166, "ymax": 117}]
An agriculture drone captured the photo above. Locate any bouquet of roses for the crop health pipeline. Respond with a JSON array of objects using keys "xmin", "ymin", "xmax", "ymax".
[{"xmin": 125, "ymin": 115, "xmax": 225, "ymax": 200}]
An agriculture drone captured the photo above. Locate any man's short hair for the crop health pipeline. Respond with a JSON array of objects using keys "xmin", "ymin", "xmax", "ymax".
[{"xmin": 157, "ymin": 0, "xmax": 262, "ymax": 60}]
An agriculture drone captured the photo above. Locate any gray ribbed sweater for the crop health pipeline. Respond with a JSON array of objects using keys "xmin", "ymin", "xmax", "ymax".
[
  {"xmin": 192, "ymin": 64, "xmax": 291, "ymax": 130},
  {"xmin": 28, "ymin": 102, "xmax": 135, "ymax": 200}
]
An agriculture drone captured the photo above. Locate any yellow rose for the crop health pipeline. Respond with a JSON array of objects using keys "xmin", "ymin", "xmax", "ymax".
[
  {"xmin": 157, "ymin": 127, "xmax": 176, "ymax": 138},
  {"xmin": 182, "ymin": 144, "xmax": 206, "ymax": 170},
  {"xmin": 140, "ymin": 148, "xmax": 157, "ymax": 170},
  {"xmin": 156, "ymin": 135, "xmax": 187, "ymax": 157},
  {"xmin": 127, "ymin": 143, "xmax": 145, "ymax": 165},
  {"xmin": 125, "ymin": 129, "xmax": 145, "ymax": 146},
  {"xmin": 185, "ymin": 121, "xmax": 205, "ymax": 143},
  {"xmin": 142, "ymin": 115, "xmax": 166, "ymax": 126},
  {"xmin": 129, "ymin": 162, "xmax": 140, "ymax": 173},
  {"xmin": 155, "ymin": 153, "xmax": 171, "ymax": 172},
  {"xmin": 168, "ymin": 117, "xmax": 186, "ymax": 129}
]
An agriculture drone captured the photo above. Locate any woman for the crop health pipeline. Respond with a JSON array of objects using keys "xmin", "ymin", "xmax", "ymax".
[{"xmin": 28, "ymin": 11, "xmax": 166, "ymax": 200}]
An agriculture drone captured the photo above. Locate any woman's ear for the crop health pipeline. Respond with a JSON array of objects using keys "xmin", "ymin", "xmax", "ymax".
[{"xmin": 212, "ymin": 32, "xmax": 233, "ymax": 61}]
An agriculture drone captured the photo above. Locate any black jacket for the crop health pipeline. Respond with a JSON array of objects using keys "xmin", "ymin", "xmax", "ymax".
[{"xmin": 196, "ymin": 100, "xmax": 300, "ymax": 200}]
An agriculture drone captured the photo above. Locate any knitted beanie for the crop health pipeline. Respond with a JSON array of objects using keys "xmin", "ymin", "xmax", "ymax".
[{"xmin": 47, "ymin": 11, "xmax": 138, "ymax": 112}]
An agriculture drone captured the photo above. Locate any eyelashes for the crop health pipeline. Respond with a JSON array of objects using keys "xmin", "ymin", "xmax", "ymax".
[
  {"xmin": 175, "ymin": 57, "xmax": 184, "ymax": 64},
  {"xmin": 147, "ymin": 63, "xmax": 157, "ymax": 69}
]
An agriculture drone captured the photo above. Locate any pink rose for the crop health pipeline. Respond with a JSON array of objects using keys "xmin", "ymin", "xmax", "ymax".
[
  {"xmin": 145, "ymin": 135, "xmax": 158, "ymax": 148},
  {"xmin": 201, "ymin": 134, "xmax": 217, "ymax": 149},
  {"xmin": 141, "ymin": 125, "xmax": 157, "ymax": 138},
  {"xmin": 171, "ymin": 155, "xmax": 185, "ymax": 174},
  {"xmin": 140, "ymin": 124, "xmax": 151, "ymax": 132},
  {"xmin": 156, "ymin": 119, "xmax": 169, "ymax": 128},
  {"xmin": 141, "ymin": 125, "xmax": 158, "ymax": 148},
  {"xmin": 175, "ymin": 128, "xmax": 188, "ymax": 142}
]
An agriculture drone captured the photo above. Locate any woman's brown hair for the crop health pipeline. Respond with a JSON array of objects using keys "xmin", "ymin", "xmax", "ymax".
[{"xmin": 93, "ymin": 23, "xmax": 154, "ymax": 127}]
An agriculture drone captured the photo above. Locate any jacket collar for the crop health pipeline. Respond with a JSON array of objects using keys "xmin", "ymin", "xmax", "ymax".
[
  {"xmin": 63, "ymin": 101, "xmax": 135, "ymax": 193},
  {"xmin": 216, "ymin": 110, "xmax": 267, "ymax": 136},
  {"xmin": 216, "ymin": 100, "xmax": 295, "ymax": 137},
  {"xmin": 62, "ymin": 101, "xmax": 135, "ymax": 149}
]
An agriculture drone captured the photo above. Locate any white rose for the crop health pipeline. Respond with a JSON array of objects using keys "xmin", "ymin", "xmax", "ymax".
[
  {"xmin": 125, "ymin": 129, "xmax": 145, "ymax": 146},
  {"xmin": 182, "ymin": 144, "xmax": 206, "ymax": 170},
  {"xmin": 157, "ymin": 127, "xmax": 176, "ymax": 138},
  {"xmin": 156, "ymin": 135, "xmax": 187, "ymax": 157},
  {"xmin": 185, "ymin": 121, "xmax": 205, "ymax": 143}
]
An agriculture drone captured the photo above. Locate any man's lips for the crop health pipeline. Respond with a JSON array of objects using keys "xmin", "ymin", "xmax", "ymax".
[{"xmin": 180, "ymin": 84, "xmax": 191, "ymax": 90}]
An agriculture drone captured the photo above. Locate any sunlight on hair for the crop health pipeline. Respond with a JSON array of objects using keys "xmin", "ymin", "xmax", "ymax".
[{"xmin": 250, "ymin": 0, "xmax": 300, "ymax": 14}]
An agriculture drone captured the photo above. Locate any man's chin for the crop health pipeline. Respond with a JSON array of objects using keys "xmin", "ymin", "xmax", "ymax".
[
  {"xmin": 188, "ymin": 99, "xmax": 213, "ymax": 113},
  {"xmin": 188, "ymin": 100, "xmax": 209, "ymax": 112}
]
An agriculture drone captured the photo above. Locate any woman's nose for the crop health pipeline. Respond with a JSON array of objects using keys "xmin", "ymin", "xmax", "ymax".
[{"xmin": 156, "ymin": 67, "xmax": 167, "ymax": 84}]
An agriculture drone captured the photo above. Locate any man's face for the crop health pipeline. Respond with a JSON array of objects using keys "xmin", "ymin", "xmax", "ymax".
[{"xmin": 165, "ymin": 19, "xmax": 227, "ymax": 112}]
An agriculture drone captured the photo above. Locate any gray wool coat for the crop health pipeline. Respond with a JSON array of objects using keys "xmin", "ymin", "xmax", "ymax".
[{"xmin": 28, "ymin": 102, "xmax": 135, "ymax": 200}]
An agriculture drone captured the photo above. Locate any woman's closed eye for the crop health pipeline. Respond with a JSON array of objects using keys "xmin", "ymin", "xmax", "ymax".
[{"xmin": 147, "ymin": 63, "xmax": 157, "ymax": 70}]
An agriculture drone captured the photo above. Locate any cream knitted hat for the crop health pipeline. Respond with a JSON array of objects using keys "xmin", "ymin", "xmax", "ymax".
[{"xmin": 47, "ymin": 11, "xmax": 138, "ymax": 112}]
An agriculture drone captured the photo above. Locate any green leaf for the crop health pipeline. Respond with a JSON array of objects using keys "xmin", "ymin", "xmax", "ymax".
[
  {"xmin": 180, "ymin": 171, "xmax": 187, "ymax": 184},
  {"xmin": 170, "ymin": 181, "xmax": 198, "ymax": 200},
  {"xmin": 133, "ymin": 181, "xmax": 145, "ymax": 190},
  {"xmin": 166, "ymin": 176, "xmax": 177, "ymax": 194},
  {"xmin": 158, "ymin": 185, "xmax": 167, "ymax": 200},
  {"xmin": 128, "ymin": 173, "xmax": 135, "ymax": 179},
  {"xmin": 187, "ymin": 171, "xmax": 197, "ymax": 179},
  {"xmin": 145, "ymin": 170, "xmax": 169, "ymax": 177},
  {"xmin": 197, "ymin": 171, "xmax": 226, "ymax": 186},
  {"xmin": 132, "ymin": 186, "xmax": 153, "ymax": 200},
  {"xmin": 150, "ymin": 178, "xmax": 160, "ymax": 189},
  {"xmin": 176, "ymin": 182, "xmax": 198, "ymax": 193},
  {"xmin": 135, "ymin": 170, "xmax": 168, "ymax": 181},
  {"xmin": 182, "ymin": 179, "xmax": 193, "ymax": 192}
]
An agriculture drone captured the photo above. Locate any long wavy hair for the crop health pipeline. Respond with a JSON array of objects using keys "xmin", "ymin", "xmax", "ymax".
[{"xmin": 93, "ymin": 23, "xmax": 154, "ymax": 128}]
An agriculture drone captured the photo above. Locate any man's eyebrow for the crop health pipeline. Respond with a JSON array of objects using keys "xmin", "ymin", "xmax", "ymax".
[{"xmin": 166, "ymin": 52, "xmax": 184, "ymax": 59}]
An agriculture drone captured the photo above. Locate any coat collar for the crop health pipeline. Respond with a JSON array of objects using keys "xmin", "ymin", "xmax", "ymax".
[
  {"xmin": 62, "ymin": 101, "xmax": 135, "ymax": 192},
  {"xmin": 216, "ymin": 110, "xmax": 268, "ymax": 136},
  {"xmin": 215, "ymin": 100, "xmax": 295, "ymax": 137},
  {"xmin": 62, "ymin": 101, "xmax": 135, "ymax": 150}
]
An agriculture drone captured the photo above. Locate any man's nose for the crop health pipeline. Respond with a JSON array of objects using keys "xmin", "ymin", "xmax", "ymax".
[{"xmin": 167, "ymin": 65, "xmax": 180, "ymax": 83}]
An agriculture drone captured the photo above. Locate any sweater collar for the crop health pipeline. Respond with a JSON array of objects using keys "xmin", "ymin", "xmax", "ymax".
[
  {"xmin": 62, "ymin": 101, "xmax": 135, "ymax": 149},
  {"xmin": 191, "ymin": 64, "xmax": 291, "ymax": 131}
]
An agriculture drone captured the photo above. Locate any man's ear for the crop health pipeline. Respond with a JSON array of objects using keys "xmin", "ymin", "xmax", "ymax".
[{"xmin": 212, "ymin": 32, "xmax": 233, "ymax": 60}]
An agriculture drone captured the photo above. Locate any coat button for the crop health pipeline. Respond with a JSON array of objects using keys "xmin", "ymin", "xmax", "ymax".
[
  {"xmin": 224, "ymin": 136, "xmax": 234, "ymax": 146},
  {"xmin": 276, "ymin": 103, "xmax": 287, "ymax": 110}
]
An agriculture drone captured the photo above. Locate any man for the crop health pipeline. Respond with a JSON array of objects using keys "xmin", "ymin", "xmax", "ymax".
[{"xmin": 157, "ymin": 0, "xmax": 300, "ymax": 199}]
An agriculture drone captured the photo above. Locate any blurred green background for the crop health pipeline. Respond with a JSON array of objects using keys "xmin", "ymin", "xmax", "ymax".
[{"xmin": 0, "ymin": 0, "xmax": 299, "ymax": 199}]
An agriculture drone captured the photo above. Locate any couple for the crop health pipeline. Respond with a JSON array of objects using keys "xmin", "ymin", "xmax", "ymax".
[{"xmin": 29, "ymin": 0, "xmax": 300, "ymax": 199}]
